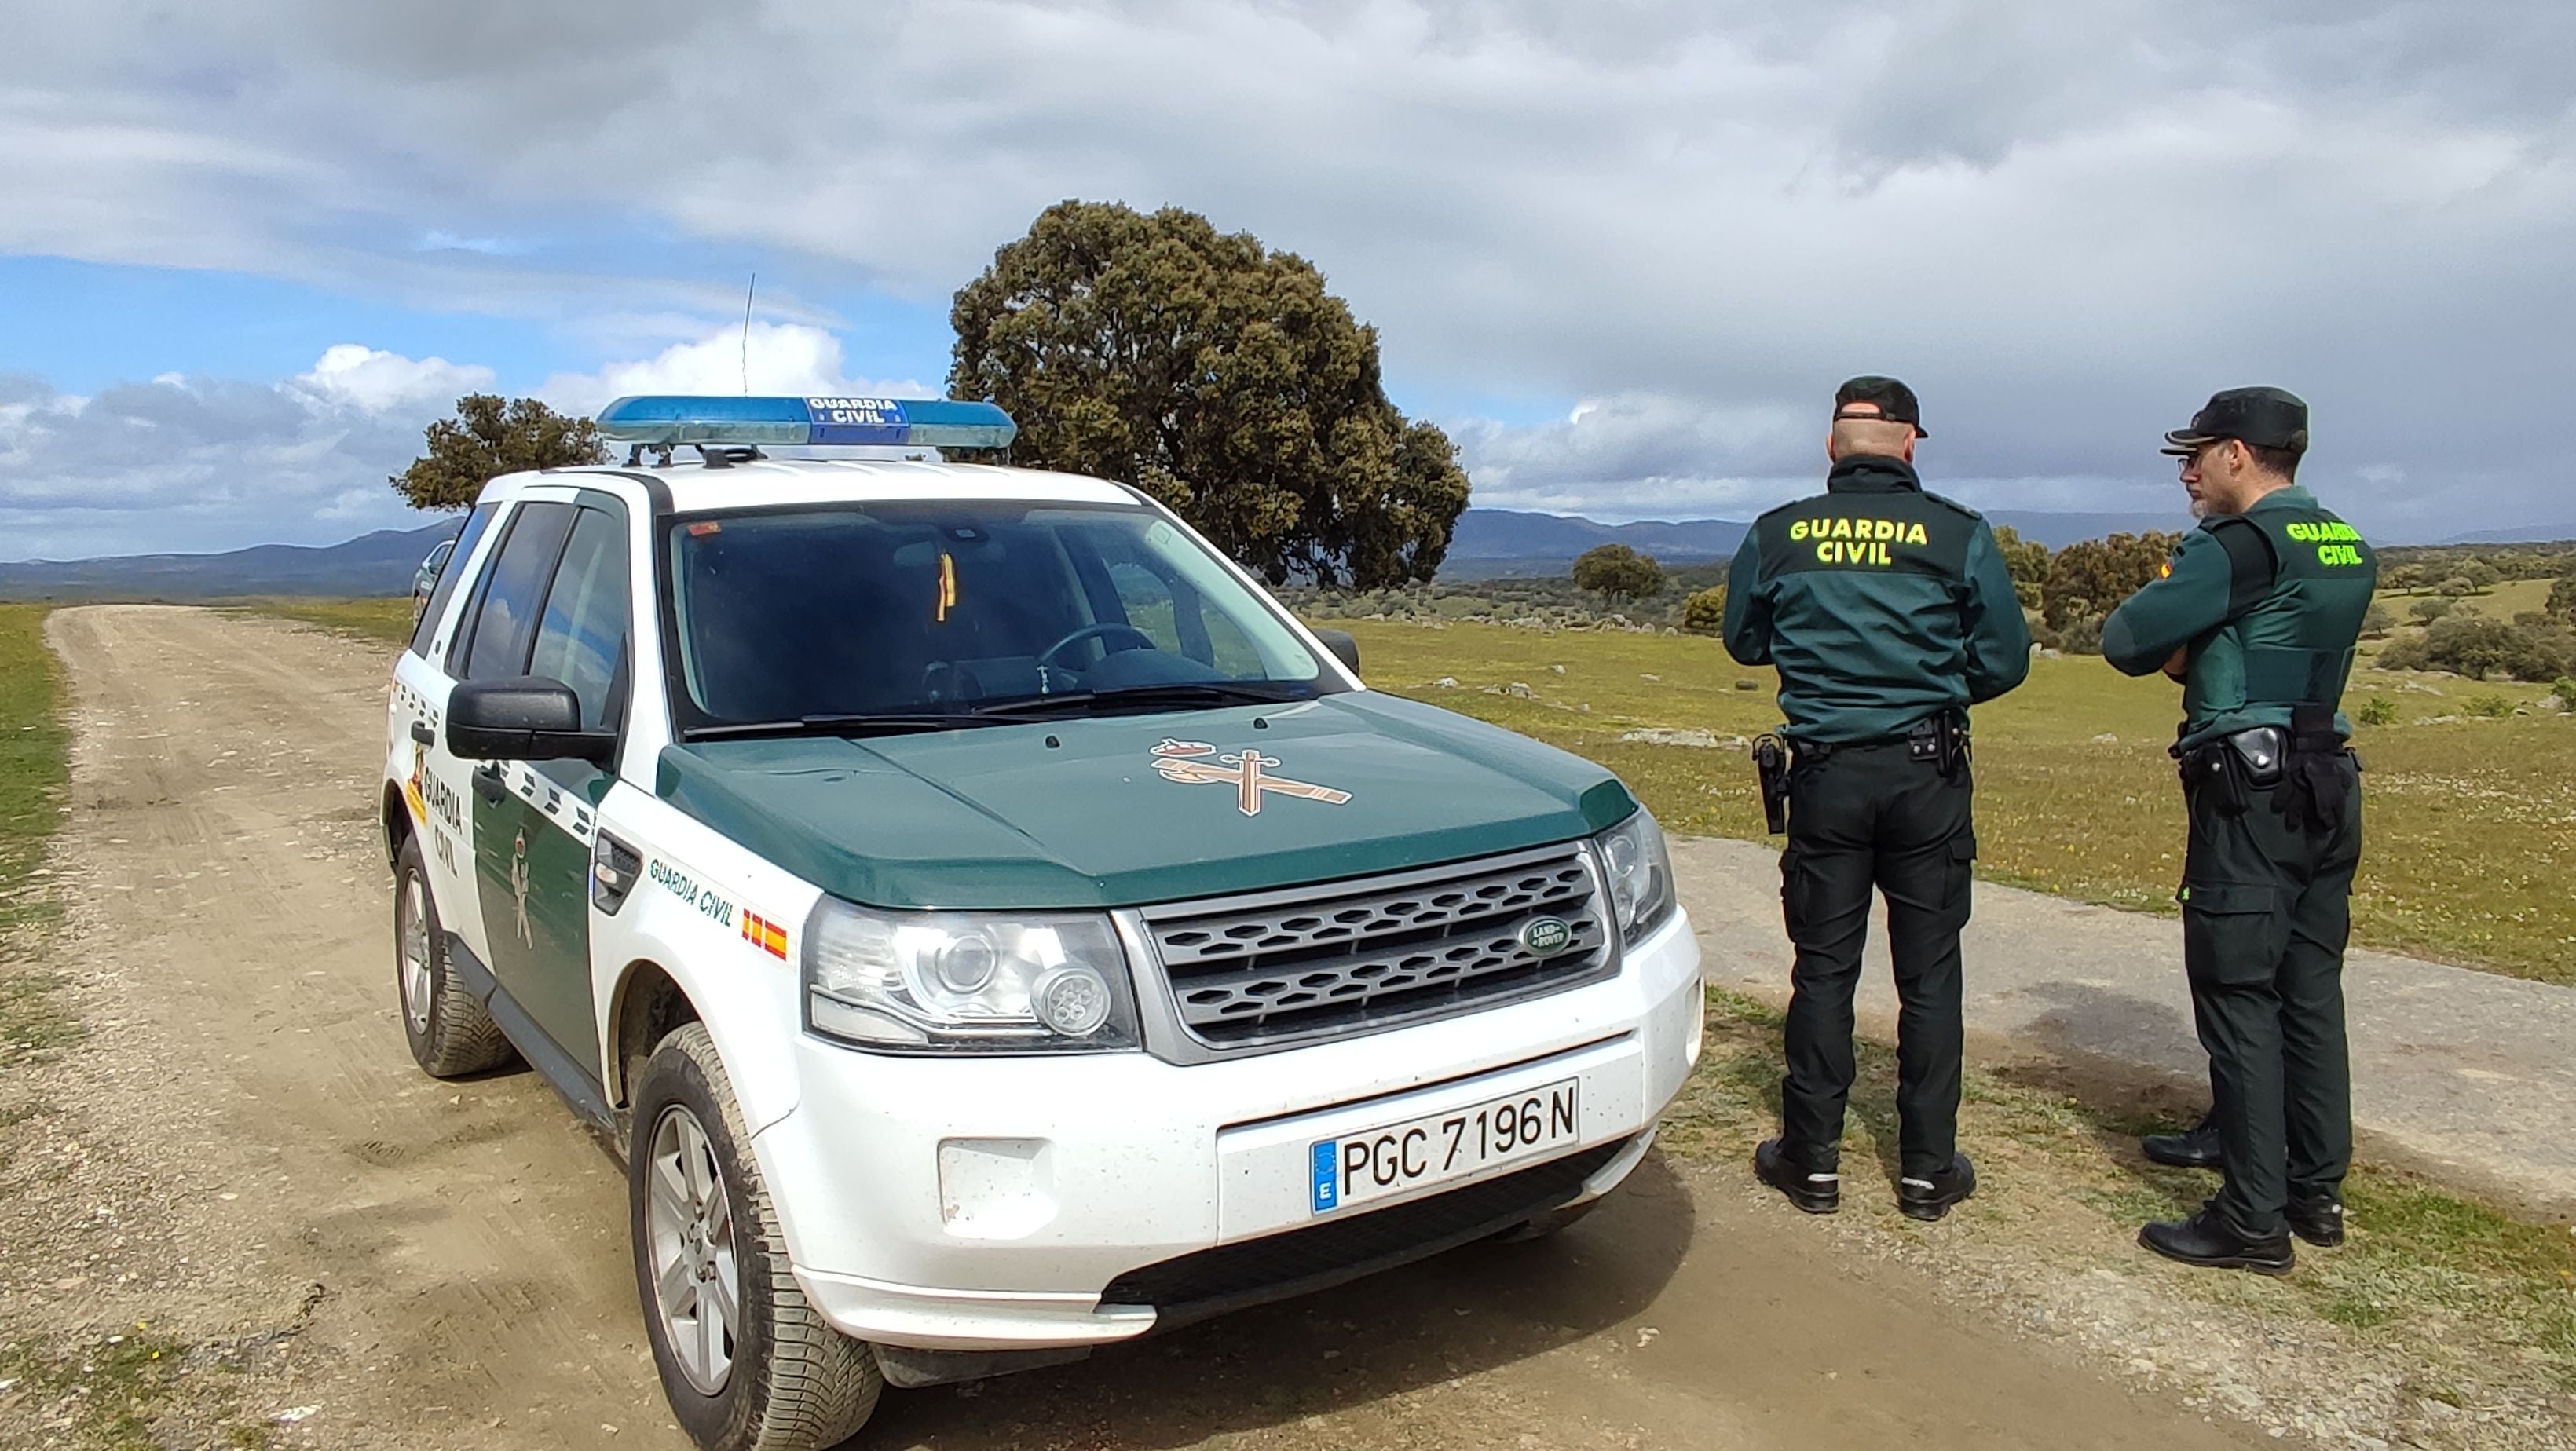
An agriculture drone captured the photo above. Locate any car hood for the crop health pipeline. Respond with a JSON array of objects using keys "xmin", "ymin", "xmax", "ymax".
[{"xmin": 655, "ymin": 691, "xmax": 1635, "ymax": 911}]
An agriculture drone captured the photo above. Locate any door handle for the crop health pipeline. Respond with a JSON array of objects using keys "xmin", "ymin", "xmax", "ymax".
[
  {"xmin": 411, "ymin": 721, "xmax": 437, "ymax": 747},
  {"xmin": 473, "ymin": 764, "xmax": 507, "ymax": 802}
]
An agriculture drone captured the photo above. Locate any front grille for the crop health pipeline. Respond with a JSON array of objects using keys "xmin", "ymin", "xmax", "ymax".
[
  {"xmin": 1100, "ymin": 1137, "xmax": 1630, "ymax": 1328},
  {"xmin": 1142, "ymin": 845, "xmax": 1615, "ymax": 1050}
]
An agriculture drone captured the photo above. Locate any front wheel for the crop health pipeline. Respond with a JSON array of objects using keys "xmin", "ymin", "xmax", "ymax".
[
  {"xmin": 394, "ymin": 836, "xmax": 511, "ymax": 1077},
  {"xmin": 631, "ymin": 1022, "xmax": 881, "ymax": 1450}
]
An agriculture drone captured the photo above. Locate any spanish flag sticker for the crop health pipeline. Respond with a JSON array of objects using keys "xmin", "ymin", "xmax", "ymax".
[{"xmin": 741, "ymin": 911, "xmax": 789, "ymax": 961}]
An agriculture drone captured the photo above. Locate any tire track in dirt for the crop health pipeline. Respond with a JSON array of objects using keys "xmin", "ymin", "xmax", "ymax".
[{"xmin": 13, "ymin": 605, "xmax": 2267, "ymax": 1450}]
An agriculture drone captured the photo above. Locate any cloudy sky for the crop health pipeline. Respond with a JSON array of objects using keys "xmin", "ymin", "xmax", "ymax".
[{"xmin": 4, "ymin": 0, "xmax": 2571, "ymax": 561}]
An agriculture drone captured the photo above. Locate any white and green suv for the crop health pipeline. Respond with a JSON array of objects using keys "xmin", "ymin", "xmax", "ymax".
[{"xmin": 381, "ymin": 396, "xmax": 1704, "ymax": 1449}]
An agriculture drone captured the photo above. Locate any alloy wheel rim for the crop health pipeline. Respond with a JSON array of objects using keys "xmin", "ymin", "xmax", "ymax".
[
  {"xmin": 646, "ymin": 1103, "xmax": 740, "ymax": 1396},
  {"xmin": 400, "ymin": 874, "xmax": 434, "ymax": 1034}
]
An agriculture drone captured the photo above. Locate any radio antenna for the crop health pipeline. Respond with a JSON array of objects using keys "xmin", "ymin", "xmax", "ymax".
[{"xmin": 739, "ymin": 272, "xmax": 757, "ymax": 394}]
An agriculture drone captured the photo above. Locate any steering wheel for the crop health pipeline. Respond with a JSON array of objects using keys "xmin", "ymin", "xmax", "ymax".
[{"xmin": 1037, "ymin": 623, "xmax": 1158, "ymax": 672}]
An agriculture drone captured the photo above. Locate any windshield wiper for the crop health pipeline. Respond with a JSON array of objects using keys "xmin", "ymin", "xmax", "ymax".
[
  {"xmin": 687, "ymin": 712, "xmax": 1000, "ymax": 741},
  {"xmin": 965, "ymin": 682, "xmax": 1312, "ymax": 720}
]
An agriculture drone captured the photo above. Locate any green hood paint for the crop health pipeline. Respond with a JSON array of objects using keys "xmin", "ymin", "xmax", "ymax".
[{"xmin": 656, "ymin": 693, "xmax": 1636, "ymax": 911}]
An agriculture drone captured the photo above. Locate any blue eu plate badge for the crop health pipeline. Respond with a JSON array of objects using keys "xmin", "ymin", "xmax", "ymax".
[{"xmin": 1310, "ymin": 1139, "xmax": 1340, "ymax": 1212}]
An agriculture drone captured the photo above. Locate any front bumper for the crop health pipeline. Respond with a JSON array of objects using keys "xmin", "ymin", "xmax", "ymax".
[{"xmin": 762, "ymin": 907, "xmax": 1703, "ymax": 1352}]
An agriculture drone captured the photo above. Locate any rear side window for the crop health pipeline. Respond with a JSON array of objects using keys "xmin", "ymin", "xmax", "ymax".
[
  {"xmin": 525, "ymin": 506, "xmax": 631, "ymax": 730},
  {"xmin": 458, "ymin": 503, "xmax": 576, "ymax": 682},
  {"xmin": 408, "ymin": 504, "xmax": 499, "ymax": 660}
]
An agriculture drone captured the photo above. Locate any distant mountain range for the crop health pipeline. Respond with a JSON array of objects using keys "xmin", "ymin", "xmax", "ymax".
[
  {"xmin": 0, "ymin": 521, "xmax": 459, "ymax": 601},
  {"xmin": 2, "ymin": 506, "xmax": 2563, "ymax": 601},
  {"xmin": 1442, "ymin": 506, "xmax": 2191, "ymax": 576}
]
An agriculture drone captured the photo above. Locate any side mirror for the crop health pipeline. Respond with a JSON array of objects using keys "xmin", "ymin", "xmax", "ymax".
[
  {"xmin": 1312, "ymin": 627, "xmax": 1362, "ymax": 677},
  {"xmin": 448, "ymin": 678, "xmax": 616, "ymax": 766}
]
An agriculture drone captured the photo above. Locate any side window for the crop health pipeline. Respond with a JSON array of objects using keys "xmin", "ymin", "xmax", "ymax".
[
  {"xmin": 1104, "ymin": 561, "xmax": 1182, "ymax": 653},
  {"xmin": 525, "ymin": 507, "xmax": 632, "ymax": 731},
  {"xmin": 408, "ymin": 503, "xmax": 499, "ymax": 659},
  {"xmin": 459, "ymin": 503, "xmax": 576, "ymax": 682}
]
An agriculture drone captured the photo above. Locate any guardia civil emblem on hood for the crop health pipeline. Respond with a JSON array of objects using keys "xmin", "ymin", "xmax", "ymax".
[{"xmin": 1149, "ymin": 739, "xmax": 1352, "ymax": 817}]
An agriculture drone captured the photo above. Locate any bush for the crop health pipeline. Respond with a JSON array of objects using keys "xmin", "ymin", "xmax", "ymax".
[
  {"xmin": 2409, "ymin": 598, "xmax": 2453, "ymax": 623},
  {"xmin": 2058, "ymin": 614, "xmax": 2106, "ymax": 656},
  {"xmin": 1572, "ymin": 544, "xmax": 1664, "ymax": 605},
  {"xmin": 2466, "ymin": 693, "xmax": 2513, "ymax": 718},
  {"xmin": 2413, "ymin": 616, "xmax": 2574, "ymax": 682},
  {"xmin": 1680, "ymin": 584, "xmax": 1727, "ymax": 636},
  {"xmin": 2437, "ymin": 576, "xmax": 2476, "ymax": 598},
  {"xmin": 2554, "ymin": 677, "xmax": 2576, "ymax": 711},
  {"xmin": 2362, "ymin": 602, "xmax": 2395, "ymax": 638},
  {"xmin": 2352, "ymin": 696, "xmax": 2398, "ymax": 726},
  {"xmin": 2549, "ymin": 576, "xmax": 2576, "ymax": 624}
]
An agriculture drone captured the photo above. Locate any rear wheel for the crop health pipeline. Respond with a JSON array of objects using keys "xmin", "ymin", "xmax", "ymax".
[
  {"xmin": 394, "ymin": 836, "xmax": 511, "ymax": 1077},
  {"xmin": 631, "ymin": 1022, "xmax": 881, "ymax": 1450}
]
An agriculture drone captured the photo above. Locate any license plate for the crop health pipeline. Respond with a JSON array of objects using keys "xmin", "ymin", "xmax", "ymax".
[{"xmin": 1308, "ymin": 1078, "xmax": 1581, "ymax": 1214}]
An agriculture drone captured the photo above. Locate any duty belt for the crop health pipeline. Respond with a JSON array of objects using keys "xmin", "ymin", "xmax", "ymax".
[{"xmin": 2178, "ymin": 704, "xmax": 2358, "ymax": 828}]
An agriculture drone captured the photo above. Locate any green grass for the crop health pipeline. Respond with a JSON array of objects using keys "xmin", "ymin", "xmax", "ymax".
[
  {"xmin": 1667, "ymin": 989, "xmax": 2576, "ymax": 1394},
  {"xmin": 1340, "ymin": 620, "xmax": 2576, "ymax": 982},
  {"xmin": 221, "ymin": 595, "xmax": 415, "ymax": 645},
  {"xmin": 0, "ymin": 605, "xmax": 76, "ymax": 1064}
]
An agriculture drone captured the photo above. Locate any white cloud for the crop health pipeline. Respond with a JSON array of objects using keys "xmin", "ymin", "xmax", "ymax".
[
  {"xmin": 292, "ymin": 343, "xmax": 496, "ymax": 414},
  {"xmin": 0, "ymin": 345, "xmax": 492, "ymax": 561},
  {"xmin": 5, "ymin": 1, "xmax": 2576, "ymax": 540},
  {"xmin": 537, "ymin": 322, "xmax": 930, "ymax": 414}
]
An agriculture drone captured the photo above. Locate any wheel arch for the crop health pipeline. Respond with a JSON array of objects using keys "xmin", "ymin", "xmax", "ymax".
[{"xmin": 382, "ymin": 783, "xmax": 415, "ymax": 872}]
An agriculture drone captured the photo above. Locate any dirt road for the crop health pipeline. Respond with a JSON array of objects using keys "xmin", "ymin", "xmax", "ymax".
[{"xmin": 5, "ymin": 605, "xmax": 2263, "ymax": 1449}]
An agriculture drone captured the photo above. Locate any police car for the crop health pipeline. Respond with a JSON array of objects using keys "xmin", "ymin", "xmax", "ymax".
[{"xmin": 381, "ymin": 395, "xmax": 1705, "ymax": 1449}]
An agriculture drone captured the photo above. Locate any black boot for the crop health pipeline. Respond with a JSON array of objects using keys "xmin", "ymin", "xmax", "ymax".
[
  {"xmin": 2138, "ymin": 1207, "xmax": 2293, "ymax": 1274},
  {"xmin": 1897, "ymin": 1153, "xmax": 1977, "ymax": 1222},
  {"xmin": 1755, "ymin": 1138, "xmax": 1839, "ymax": 1214},
  {"xmin": 2141, "ymin": 1110, "xmax": 2221, "ymax": 1169},
  {"xmin": 2288, "ymin": 1195, "xmax": 2346, "ymax": 1247}
]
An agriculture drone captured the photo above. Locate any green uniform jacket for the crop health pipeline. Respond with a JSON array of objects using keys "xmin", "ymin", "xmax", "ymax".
[
  {"xmin": 1721, "ymin": 454, "xmax": 2033, "ymax": 744},
  {"xmin": 2100, "ymin": 485, "xmax": 2378, "ymax": 750}
]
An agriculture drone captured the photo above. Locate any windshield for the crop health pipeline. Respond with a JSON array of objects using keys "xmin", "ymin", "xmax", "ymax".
[{"xmin": 663, "ymin": 501, "xmax": 1333, "ymax": 732}]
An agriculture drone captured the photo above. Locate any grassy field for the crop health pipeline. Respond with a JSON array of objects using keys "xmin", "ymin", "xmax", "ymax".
[
  {"xmin": 1343, "ymin": 620, "xmax": 2576, "ymax": 984},
  {"xmin": 220, "ymin": 595, "xmax": 415, "ymax": 645},
  {"xmin": 0, "ymin": 605, "xmax": 78, "ymax": 1066},
  {"xmin": 226, "ymin": 596, "xmax": 2576, "ymax": 981}
]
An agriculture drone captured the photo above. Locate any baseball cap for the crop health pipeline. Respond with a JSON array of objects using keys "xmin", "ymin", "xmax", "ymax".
[
  {"xmin": 2161, "ymin": 386, "xmax": 2309, "ymax": 457},
  {"xmin": 1834, "ymin": 375, "xmax": 1926, "ymax": 438}
]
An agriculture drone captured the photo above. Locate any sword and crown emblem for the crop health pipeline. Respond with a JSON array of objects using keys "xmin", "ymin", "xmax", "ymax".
[{"xmin": 1150, "ymin": 739, "xmax": 1352, "ymax": 817}]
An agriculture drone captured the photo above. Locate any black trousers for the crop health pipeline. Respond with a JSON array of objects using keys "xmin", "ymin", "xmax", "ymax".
[
  {"xmin": 2180, "ymin": 754, "xmax": 2362, "ymax": 1238},
  {"xmin": 1776, "ymin": 740, "xmax": 1976, "ymax": 1179}
]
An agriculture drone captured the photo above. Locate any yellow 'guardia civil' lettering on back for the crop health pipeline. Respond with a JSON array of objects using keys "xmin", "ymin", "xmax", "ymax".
[
  {"xmin": 1788, "ymin": 517, "xmax": 1930, "ymax": 546},
  {"xmin": 2282, "ymin": 521, "xmax": 2362, "ymax": 544}
]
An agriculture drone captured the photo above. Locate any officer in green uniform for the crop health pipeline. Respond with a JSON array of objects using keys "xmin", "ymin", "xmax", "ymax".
[
  {"xmin": 2101, "ymin": 386, "xmax": 2375, "ymax": 1274},
  {"xmin": 1722, "ymin": 377, "xmax": 2031, "ymax": 1221}
]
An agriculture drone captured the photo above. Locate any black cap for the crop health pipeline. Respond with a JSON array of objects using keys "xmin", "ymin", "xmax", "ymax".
[
  {"xmin": 2162, "ymin": 386, "xmax": 2308, "ymax": 457},
  {"xmin": 1834, "ymin": 375, "xmax": 1926, "ymax": 438}
]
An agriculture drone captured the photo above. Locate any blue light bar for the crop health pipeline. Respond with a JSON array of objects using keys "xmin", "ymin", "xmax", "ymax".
[{"xmin": 595, "ymin": 395, "xmax": 1017, "ymax": 450}]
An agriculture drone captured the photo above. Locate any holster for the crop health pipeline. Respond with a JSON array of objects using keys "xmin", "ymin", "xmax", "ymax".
[
  {"xmin": 1906, "ymin": 711, "xmax": 1970, "ymax": 778},
  {"xmin": 2278, "ymin": 702, "xmax": 2355, "ymax": 834},
  {"xmin": 1753, "ymin": 733, "xmax": 1791, "ymax": 835}
]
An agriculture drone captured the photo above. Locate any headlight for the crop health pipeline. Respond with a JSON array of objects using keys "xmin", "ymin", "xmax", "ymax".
[
  {"xmin": 1594, "ymin": 807, "xmax": 1675, "ymax": 945},
  {"xmin": 801, "ymin": 898, "xmax": 1140, "ymax": 1053}
]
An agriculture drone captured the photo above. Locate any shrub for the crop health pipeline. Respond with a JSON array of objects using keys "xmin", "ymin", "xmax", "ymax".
[
  {"xmin": 2549, "ymin": 576, "xmax": 2576, "ymax": 624},
  {"xmin": 2352, "ymin": 696, "xmax": 2398, "ymax": 726},
  {"xmin": 2414, "ymin": 616, "xmax": 2573, "ymax": 682},
  {"xmin": 2058, "ymin": 614, "xmax": 2106, "ymax": 656},
  {"xmin": 2437, "ymin": 576, "xmax": 2476, "ymax": 598},
  {"xmin": 2409, "ymin": 598, "xmax": 2453, "ymax": 623},
  {"xmin": 2362, "ymin": 602, "xmax": 2395, "ymax": 638},
  {"xmin": 1680, "ymin": 584, "xmax": 1727, "ymax": 636},
  {"xmin": 2554, "ymin": 677, "xmax": 2576, "ymax": 711},
  {"xmin": 2466, "ymin": 693, "xmax": 2513, "ymax": 718}
]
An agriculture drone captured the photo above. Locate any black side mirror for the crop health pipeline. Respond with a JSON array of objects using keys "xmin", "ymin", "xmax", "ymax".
[
  {"xmin": 1312, "ymin": 627, "xmax": 1361, "ymax": 676},
  {"xmin": 448, "ymin": 678, "xmax": 617, "ymax": 766}
]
